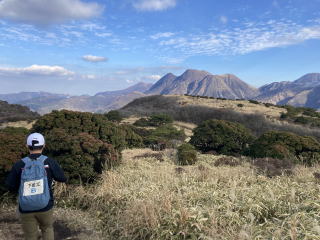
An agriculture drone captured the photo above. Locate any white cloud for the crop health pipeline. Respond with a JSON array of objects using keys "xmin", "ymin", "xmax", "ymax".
[
  {"xmin": 95, "ymin": 32, "xmax": 113, "ymax": 38},
  {"xmin": 219, "ymin": 16, "xmax": 228, "ymax": 24},
  {"xmin": 85, "ymin": 74, "xmax": 96, "ymax": 79},
  {"xmin": 82, "ymin": 55, "xmax": 108, "ymax": 63},
  {"xmin": 0, "ymin": 65, "xmax": 74, "ymax": 76},
  {"xmin": 150, "ymin": 32, "xmax": 175, "ymax": 39},
  {"xmin": 155, "ymin": 20, "xmax": 320, "ymax": 56},
  {"xmin": 143, "ymin": 75, "xmax": 162, "ymax": 81},
  {"xmin": 133, "ymin": 0, "xmax": 177, "ymax": 11},
  {"xmin": 0, "ymin": 0, "xmax": 103, "ymax": 25}
]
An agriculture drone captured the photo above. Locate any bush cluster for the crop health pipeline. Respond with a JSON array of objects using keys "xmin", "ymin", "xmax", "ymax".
[
  {"xmin": 45, "ymin": 129, "xmax": 119, "ymax": 184},
  {"xmin": 177, "ymin": 143, "xmax": 198, "ymax": 165},
  {"xmin": 134, "ymin": 113, "xmax": 173, "ymax": 127},
  {"xmin": 248, "ymin": 100, "xmax": 260, "ymax": 104},
  {"xmin": 280, "ymin": 105, "xmax": 320, "ymax": 128},
  {"xmin": 189, "ymin": 119, "xmax": 320, "ymax": 166},
  {"xmin": 31, "ymin": 110, "xmax": 142, "ymax": 183},
  {"xmin": 0, "ymin": 127, "xmax": 28, "ymax": 194},
  {"xmin": 104, "ymin": 110, "xmax": 123, "ymax": 123},
  {"xmin": 249, "ymin": 131, "xmax": 320, "ymax": 166},
  {"xmin": 190, "ymin": 119, "xmax": 254, "ymax": 156},
  {"xmin": 143, "ymin": 124, "xmax": 186, "ymax": 148}
]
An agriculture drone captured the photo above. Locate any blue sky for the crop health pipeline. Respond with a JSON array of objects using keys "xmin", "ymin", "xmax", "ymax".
[{"xmin": 0, "ymin": 0, "xmax": 320, "ymax": 95}]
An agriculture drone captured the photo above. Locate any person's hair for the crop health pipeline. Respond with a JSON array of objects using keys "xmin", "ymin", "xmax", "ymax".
[{"xmin": 28, "ymin": 145, "xmax": 44, "ymax": 151}]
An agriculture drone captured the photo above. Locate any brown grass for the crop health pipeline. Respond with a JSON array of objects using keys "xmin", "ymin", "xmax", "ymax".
[
  {"xmin": 0, "ymin": 120, "xmax": 36, "ymax": 129},
  {"xmin": 176, "ymin": 95, "xmax": 285, "ymax": 120},
  {"xmin": 53, "ymin": 148, "xmax": 320, "ymax": 239}
]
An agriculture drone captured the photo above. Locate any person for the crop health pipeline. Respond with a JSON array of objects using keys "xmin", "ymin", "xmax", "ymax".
[{"xmin": 5, "ymin": 132, "xmax": 67, "ymax": 240}]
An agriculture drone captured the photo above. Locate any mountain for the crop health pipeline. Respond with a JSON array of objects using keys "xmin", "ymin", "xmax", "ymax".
[
  {"xmin": 145, "ymin": 73, "xmax": 177, "ymax": 94},
  {"xmin": 147, "ymin": 69, "xmax": 259, "ymax": 99},
  {"xmin": 255, "ymin": 73, "xmax": 320, "ymax": 109},
  {"xmin": 0, "ymin": 100, "xmax": 39, "ymax": 124},
  {"xmin": 294, "ymin": 73, "xmax": 320, "ymax": 88},
  {"xmin": 191, "ymin": 74, "xmax": 258, "ymax": 99},
  {"xmin": 32, "ymin": 91, "xmax": 147, "ymax": 114},
  {"xmin": 96, "ymin": 82, "xmax": 152, "ymax": 96},
  {"xmin": 0, "ymin": 92, "xmax": 68, "ymax": 104},
  {"xmin": 1, "ymin": 82, "xmax": 150, "ymax": 114}
]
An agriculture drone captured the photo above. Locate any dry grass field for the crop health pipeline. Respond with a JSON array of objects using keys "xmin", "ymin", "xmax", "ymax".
[
  {"xmin": 0, "ymin": 120, "xmax": 35, "ymax": 129},
  {"xmin": 175, "ymin": 96, "xmax": 285, "ymax": 120},
  {"xmin": 52, "ymin": 148, "xmax": 320, "ymax": 240}
]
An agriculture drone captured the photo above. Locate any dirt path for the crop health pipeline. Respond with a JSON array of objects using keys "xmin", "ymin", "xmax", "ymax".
[{"xmin": 0, "ymin": 207, "xmax": 103, "ymax": 240}]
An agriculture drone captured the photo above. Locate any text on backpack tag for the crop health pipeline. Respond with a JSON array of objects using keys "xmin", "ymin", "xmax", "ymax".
[{"xmin": 23, "ymin": 179, "xmax": 44, "ymax": 196}]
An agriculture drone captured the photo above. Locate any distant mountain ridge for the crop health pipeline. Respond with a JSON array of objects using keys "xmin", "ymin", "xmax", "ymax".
[
  {"xmin": 147, "ymin": 69, "xmax": 259, "ymax": 99},
  {"xmin": 0, "ymin": 92, "xmax": 69, "ymax": 104},
  {"xmin": 1, "ymin": 70, "xmax": 319, "ymax": 113},
  {"xmin": 0, "ymin": 83, "xmax": 151, "ymax": 114},
  {"xmin": 255, "ymin": 73, "xmax": 320, "ymax": 109}
]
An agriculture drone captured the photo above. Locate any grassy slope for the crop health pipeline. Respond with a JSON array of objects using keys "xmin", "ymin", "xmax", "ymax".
[
  {"xmin": 54, "ymin": 149, "xmax": 320, "ymax": 240},
  {"xmin": 0, "ymin": 120, "xmax": 36, "ymax": 129},
  {"xmin": 120, "ymin": 95, "xmax": 285, "ymax": 121}
]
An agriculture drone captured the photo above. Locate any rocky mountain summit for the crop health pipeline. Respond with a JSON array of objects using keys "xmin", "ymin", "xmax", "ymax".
[
  {"xmin": 147, "ymin": 69, "xmax": 259, "ymax": 99},
  {"xmin": 255, "ymin": 73, "xmax": 320, "ymax": 108}
]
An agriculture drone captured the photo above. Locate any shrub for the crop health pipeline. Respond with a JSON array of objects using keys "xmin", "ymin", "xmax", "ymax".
[
  {"xmin": 144, "ymin": 124, "xmax": 186, "ymax": 147},
  {"xmin": 104, "ymin": 110, "xmax": 123, "ymax": 122},
  {"xmin": 0, "ymin": 127, "xmax": 29, "ymax": 194},
  {"xmin": 248, "ymin": 131, "xmax": 320, "ymax": 166},
  {"xmin": 31, "ymin": 110, "xmax": 142, "ymax": 183},
  {"xmin": 149, "ymin": 114, "xmax": 173, "ymax": 126},
  {"xmin": 32, "ymin": 110, "xmax": 142, "ymax": 151},
  {"xmin": 264, "ymin": 103, "xmax": 274, "ymax": 108},
  {"xmin": 45, "ymin": 129, "xmax": 120, "ymax": 184},
  {"xmin": 190, "ymin": 119, "xmax": 254, "ymax": 156},
  {"xmin": 133, "ymin": 118, "xmax": 150, "ymax": 127},
  {"xmin": 249, "ymin": 100, "xmax": 260, "ymax": 104},
  {"xmin": 177, "ymin": 143, "xmax": 198, "ymax": 165},
  {"xmin": 252, "ymin": 157, "xmax": 294, "ymax": 177},
  {"xmin": 133, "ymin": 114, "xmax": 173, "ymax": 127},
  {"xmin": 237, "ymin": 104, "xmax": 244, "ymax": 107},
  {"xmin": 294, "ymin": 116, "xmax": 309, "ymax": 125}
]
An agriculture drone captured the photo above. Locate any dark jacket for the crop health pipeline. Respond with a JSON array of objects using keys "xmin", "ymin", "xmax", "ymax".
[{"xmin": 5, "ymin": 153, "xmax": 67, "ymax": 213}]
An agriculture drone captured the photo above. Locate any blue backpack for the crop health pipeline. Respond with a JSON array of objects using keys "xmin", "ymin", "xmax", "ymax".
[{"xmin": 19, "ymin": 155, "xmax": 50, "ymax": 211}]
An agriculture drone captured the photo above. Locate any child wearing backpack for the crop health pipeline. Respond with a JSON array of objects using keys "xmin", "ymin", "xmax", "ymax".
[{"xmin": 5, "ymin": 133, "xmax": 67, "ymax": 240}]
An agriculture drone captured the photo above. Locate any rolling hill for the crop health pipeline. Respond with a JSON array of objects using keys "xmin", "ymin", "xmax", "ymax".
[{"xmin": 0, "ymin": 100, "xmax": 39, "ymax": 124}]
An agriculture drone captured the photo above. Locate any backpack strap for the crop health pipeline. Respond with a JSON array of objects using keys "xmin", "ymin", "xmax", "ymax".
[
  {"xmin": 22, "ymin": 157, "xmax": 32, "ymax": 164},
  {"xmin": 37, "ymin": 155, "xmax": 48, "ymax": 164}
]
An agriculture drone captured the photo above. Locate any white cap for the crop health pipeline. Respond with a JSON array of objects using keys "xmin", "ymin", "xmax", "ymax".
[{"xmin": 27, "ymin": 133, "xmax": 45, "ymax": 147}]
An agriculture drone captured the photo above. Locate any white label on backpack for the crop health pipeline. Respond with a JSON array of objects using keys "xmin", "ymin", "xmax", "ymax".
[{"xmin": 23, "ymin": 179, "xmax": 44, "ymax": 196}]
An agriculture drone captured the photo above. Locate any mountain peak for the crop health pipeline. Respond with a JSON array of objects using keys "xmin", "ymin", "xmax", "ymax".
[
  {"xmin": 294, "ymin": 73, "xmax": 320, "ymax": 87},
  {"xmin": 181, "ymin": 69, "xmax": 211, "ymax": 77},
  {"xmin": 95, "ymin": 82, "xmax": 152, "ymax": 97}
]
